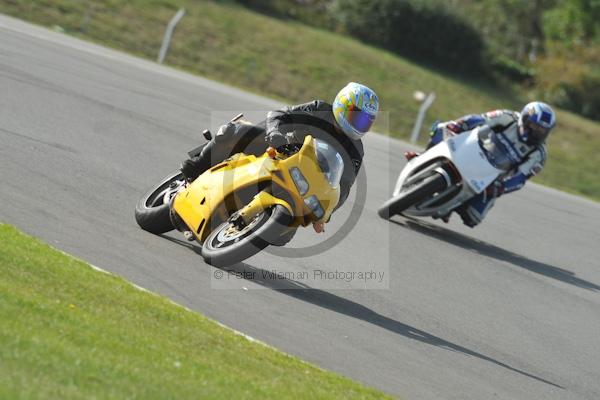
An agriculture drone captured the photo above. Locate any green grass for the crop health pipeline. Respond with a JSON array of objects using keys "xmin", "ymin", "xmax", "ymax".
[
  {"xmin": 1, "ymin": 0, "xmax": 599, "ymax": 200},
  {"xmin": 0, "ymin": 224, "xmax": 391, "ymax": 399}
]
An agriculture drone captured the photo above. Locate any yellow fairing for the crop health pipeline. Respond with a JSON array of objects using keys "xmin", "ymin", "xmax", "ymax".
[
  {"xmin": 173, "ymin": 135, "xmax": 340, "ymax": 242},
  {"xmin": 279, "ymin": 136, "xmax": 341, "ymax": 221}
]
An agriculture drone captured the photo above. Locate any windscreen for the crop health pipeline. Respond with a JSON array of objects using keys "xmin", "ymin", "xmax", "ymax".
[
  {"xmin": 314, "ymin": 139, "xmax": 344, "ymax": 188},
  {"xmin": 478, "ymin": 129, "xmax": 516, "ymax": 171}
]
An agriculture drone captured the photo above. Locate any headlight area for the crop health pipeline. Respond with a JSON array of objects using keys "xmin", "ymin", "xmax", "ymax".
[
  {"xmin": 290, "ymin": 167, "xmax": 309, "ymax": 195},
  {"xmin": 304, "ymin": 195, "xmax": 325, "ymax": 220}
]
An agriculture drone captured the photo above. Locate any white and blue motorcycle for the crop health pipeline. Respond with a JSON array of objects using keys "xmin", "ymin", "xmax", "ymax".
[{"xmin": 378, "ymin": 125, "xmax": 512, "ymax": 220}]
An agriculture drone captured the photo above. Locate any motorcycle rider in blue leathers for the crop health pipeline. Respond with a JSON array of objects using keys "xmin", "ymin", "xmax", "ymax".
[{"xmin": 405, "ymin": 101, "xmax": 557, "ymax": 227}]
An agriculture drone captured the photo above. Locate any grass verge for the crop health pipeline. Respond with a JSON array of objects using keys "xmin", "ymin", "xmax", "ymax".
[
  {"xmin": 1, "ymin": 0, "xmax": 598, "ymax": 200},
  {"xmin": 0, "ymin": 224, "xmax": 391, "ymax": 399}
]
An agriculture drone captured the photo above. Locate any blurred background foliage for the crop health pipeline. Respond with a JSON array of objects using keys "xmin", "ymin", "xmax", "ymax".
[
  {"xmin": 1, "ymin": 0, "xmax": 599, "ymax": 198},
  {"xmin": 238, "ymin": 0, "xmax": 600, "ymax": 121}
]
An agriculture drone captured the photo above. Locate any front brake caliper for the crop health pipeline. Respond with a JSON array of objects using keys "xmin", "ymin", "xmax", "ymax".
[{"xmin": 229, "ymin": 211, "xmax": 246, "ymax": 230}]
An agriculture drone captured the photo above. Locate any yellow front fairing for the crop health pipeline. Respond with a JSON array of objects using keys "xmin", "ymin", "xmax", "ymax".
[
  {"xmin": 173, "ymin": 136, "xmax": 340, "ymax": 242},
  {"xmin": 278, "ymin": 137, "xmax": 341, "ymax": 221}
]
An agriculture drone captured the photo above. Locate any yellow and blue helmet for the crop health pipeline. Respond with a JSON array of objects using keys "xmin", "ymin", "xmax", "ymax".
[{"xmin": 333, "ymin": 82, "xmax": 379, "ymax": 140}]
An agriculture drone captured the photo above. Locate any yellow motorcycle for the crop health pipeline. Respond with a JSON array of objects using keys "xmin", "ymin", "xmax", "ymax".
[{"xmin": 135, "ymin": 118, "xmax": 343, "ymax": 266}]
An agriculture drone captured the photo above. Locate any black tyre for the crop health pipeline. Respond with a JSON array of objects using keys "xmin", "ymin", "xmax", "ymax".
[
  {"xmin": 135, "ymin": 171, "xmax": 185, "ymax": 234},
  {"xmin": 378, "ymin": 173, "xmax": 447, "ymax": 220},
  {"xmin": 201, "ymin": 205, "xmax": 293, "ymax": 266}
]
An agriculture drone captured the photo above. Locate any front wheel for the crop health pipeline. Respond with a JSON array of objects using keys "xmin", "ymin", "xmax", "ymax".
[
  {"xmin": 378, "ymin": 173, "xmax": 447, "ymax": 220},
  {"xmin": 135, "ymin": 171, "xmax": 185, "ymax": 234},
  {"xmin": 201, "ymin": 205, "xmax": 293, "ymax": 266}
]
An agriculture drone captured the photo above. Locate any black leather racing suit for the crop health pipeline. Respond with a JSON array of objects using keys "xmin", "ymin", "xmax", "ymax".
[{"xmin": 182, "ymin": 100, "xmax": 364, "ymax": 211}]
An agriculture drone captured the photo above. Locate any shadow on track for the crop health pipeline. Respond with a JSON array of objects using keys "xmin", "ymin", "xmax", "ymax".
[
  {"xmin": 159, "ymin": 233, "xmax": 563, "ymax": 389},
  {"xmin": 389, "ymin": 217, "xmax": 600, "ymax": 292}
]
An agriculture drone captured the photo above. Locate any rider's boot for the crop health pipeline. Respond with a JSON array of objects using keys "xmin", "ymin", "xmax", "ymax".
[
  {"xmin": 180, "ymin": 136, "xmax": 219, "ymax": 182},
  {"xmin": 180, "ymin": 122, "xmax": 244, "ymax": 182},
  {"xmin": 181, "ymin": 155, "xmax": 212, "ymax": 182}
]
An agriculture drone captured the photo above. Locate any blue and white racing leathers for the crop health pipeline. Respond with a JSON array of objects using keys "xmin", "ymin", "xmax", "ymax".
[{"xmin": 428, "ymin": 109, "xmax": 547, "ymax": 227}]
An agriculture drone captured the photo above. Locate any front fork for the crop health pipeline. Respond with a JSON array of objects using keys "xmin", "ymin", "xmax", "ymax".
[{"xmin": 235, "ymin": 191, "xmax": 293, "ymax": 226}]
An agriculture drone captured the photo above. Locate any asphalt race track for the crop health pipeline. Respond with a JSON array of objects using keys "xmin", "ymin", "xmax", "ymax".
[{"xmin": 2, "ymin": 15, "xmax": 600, "ymax": 399}]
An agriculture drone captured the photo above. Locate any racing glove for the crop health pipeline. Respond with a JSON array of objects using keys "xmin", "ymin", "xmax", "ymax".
[{"xmin": 277, "ymin": 131, "xmax": 303, "ymax": 155}]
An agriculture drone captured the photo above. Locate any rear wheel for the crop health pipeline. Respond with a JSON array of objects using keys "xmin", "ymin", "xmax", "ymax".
[
  {"xmin": 201, "ymin": 205, "xmax": 293, "ymax": 266},
  {"xmin": 378, "ymin": 173, "xmax": 447, "ymax": 220},
  {"xmin": 135, "ymin": 171, "xmax": 185, "ymax": 234}
]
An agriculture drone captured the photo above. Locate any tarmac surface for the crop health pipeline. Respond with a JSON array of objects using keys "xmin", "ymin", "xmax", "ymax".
[{"xmin": 2, "ymin": 15, "xmax": 599, "ymax": 399}]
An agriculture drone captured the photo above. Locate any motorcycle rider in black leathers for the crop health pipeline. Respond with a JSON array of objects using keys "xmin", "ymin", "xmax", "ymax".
[{"xmin": 181, "ymin": 82, "xmax": 379, "ymax": 231}]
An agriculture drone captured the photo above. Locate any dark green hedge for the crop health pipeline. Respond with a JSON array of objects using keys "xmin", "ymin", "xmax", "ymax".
[
  {"xmin": 331, "ymin": 0, "xmax": 487, "ymax": 75},
  {"xmin": 549, "ymin": 72, "xmax": 600, "ymax": 120}
]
